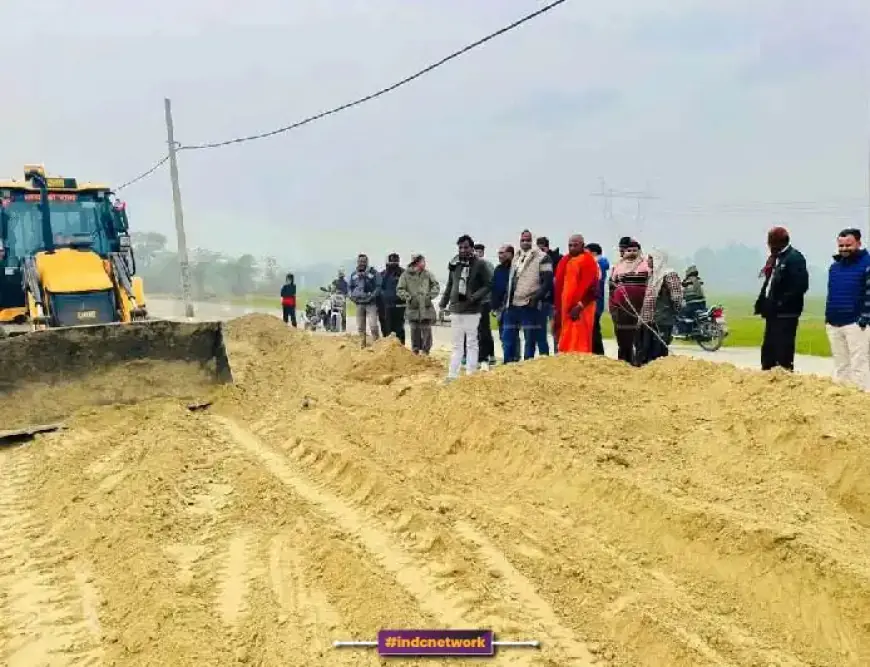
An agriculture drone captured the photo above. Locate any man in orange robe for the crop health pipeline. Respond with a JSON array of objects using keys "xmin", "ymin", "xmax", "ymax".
[{"xmin": 553, "ymin": 234, "xmax": 600, "ymax": 353}]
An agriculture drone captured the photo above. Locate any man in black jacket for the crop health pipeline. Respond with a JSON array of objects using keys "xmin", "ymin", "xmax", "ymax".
[
  {"xmin": 536, "ymin": 236, "xmax": 562, "ymax": 353},
  {"xmin": 754, "ymin": 226, "xmax": 809, "ymax": 371},
  {"xmin": 440, "ymin": 235, "xmax": 492, "ymax": 380},
  {"xmin": 378, "ymin": 253, "xmax": 406, "ymax": 344}
]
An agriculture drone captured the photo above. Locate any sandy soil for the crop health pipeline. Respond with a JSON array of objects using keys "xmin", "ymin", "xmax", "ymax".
[{"xmin": 1, "ymin": 314, "xmax": 869, "ymax": 666}]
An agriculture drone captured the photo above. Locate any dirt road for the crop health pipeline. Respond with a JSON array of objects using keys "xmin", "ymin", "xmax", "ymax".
[{"xmin": 2, "ymin": 314, "xmax": 868, "ymax": 666}]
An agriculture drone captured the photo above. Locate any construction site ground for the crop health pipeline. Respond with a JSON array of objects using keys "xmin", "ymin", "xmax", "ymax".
[{"xmin": 1, "ymin": 313, "xmax": 869, "ymax": 667}]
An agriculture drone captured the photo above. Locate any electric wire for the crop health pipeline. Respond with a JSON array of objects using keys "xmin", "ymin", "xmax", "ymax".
[
  {"xmin": 113, "ymin": 0, "xmax": 570, "ymax": 189},
  {"xmin": 115, "ymin": 155, "xmax": 170, "ymax": 192},
  {"xmin": 177, "ymin": 0, "xmax": 570, "ymax": 151}
]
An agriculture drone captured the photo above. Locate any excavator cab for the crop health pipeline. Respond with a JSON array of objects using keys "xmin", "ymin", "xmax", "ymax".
[{"xmin": 0, "ymin": 165, "xmax": 151, "ymax": 330}]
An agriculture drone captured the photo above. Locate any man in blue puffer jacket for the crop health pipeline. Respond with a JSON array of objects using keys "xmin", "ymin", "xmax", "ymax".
[{"xmin": 825, "ymin": 227, "xmax": 870, "ymax": 390}]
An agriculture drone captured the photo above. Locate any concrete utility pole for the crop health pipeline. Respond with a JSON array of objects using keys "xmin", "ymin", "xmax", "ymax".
[{"xmin": 164, "ymin": 97, "xmax": 195, "ymax": 319}]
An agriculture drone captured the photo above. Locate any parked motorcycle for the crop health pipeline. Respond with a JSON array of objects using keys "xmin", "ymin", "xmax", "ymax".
[
  {"xmin": 672, "ymin": 304, "xmax": 728, "ymax": 352},
  {"xmin": 303, "ymin": 299, "xmax": 321, "ymax": 331}
]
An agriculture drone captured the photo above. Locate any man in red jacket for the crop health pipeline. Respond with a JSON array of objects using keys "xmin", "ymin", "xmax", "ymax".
[{"xmin": 280, "ymin": 273, "xmax": 297, "ymax": 327}]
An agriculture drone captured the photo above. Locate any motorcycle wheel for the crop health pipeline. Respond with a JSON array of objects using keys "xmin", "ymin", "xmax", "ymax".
[{"xmin": 696, "ymin": 322, "xmax": 725, "ymax": 352}]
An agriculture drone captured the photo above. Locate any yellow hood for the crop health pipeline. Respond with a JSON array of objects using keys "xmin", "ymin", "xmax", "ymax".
[{"xmin": 35, "ymin": 248, "xmax": 113, "ymax": 293}]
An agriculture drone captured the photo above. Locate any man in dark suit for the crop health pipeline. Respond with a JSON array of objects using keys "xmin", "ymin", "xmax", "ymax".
[{"xmin": 754, "ymin": 226, "xmax": 809, "ymax": 371}]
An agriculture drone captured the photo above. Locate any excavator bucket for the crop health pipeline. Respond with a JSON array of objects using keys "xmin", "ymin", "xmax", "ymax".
[{"xmin": 0, "ymin": 319, "xmax": 232, "ymax": 433}]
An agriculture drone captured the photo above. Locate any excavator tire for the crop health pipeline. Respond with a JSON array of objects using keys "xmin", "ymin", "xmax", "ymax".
[{"xmin": 0, "ymin": 319, "xmax": 232, "ymax": 433}]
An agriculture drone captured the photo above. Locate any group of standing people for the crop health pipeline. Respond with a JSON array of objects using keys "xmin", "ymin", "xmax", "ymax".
[
  {"xmin": 280, "ymin": 232, "xmax": 693, "ymax": 378},
  {"xmin": 440, "ymin": 231, "xmax": 689, "ymax": 380},
  {"xmin": 281, "ymin": 222, "xmax": 870, "ymax": 391}
]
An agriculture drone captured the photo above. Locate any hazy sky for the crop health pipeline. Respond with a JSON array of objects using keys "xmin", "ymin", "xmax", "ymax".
[{"xmin": 3, "ymin": 0, "xmax": 869, "ymax": 271}]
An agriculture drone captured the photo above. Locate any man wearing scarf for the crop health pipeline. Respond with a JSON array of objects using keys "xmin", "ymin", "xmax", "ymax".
[
  {"xmin": 440, "ymin": 235, "xmax": 492, "ymax": 381},
  {"xmin": 553, "ymin": 234, "xmax": 598, "ymax": 353},
  {"xmin": 378, "ymin": 253, "xmax": 406, "ymax": 345},
  {"xmin": 754, "ymin": 226, "xmax": 809, "ymax": 371},
  {"xmin": 608, "ymin": 238, "xmax": 649, "ymax": 362},
  {"xmin": 634, "ymin": 248, "xmax": 684, "ymax": 366}
]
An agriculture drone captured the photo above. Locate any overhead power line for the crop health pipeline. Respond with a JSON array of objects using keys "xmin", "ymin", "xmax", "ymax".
[
  {"xmin": 113, "ymin": 0, "xmax": 570, "ymax": 190},
  {"xmin": 115, "ymin": 154, "xmax": 170, "ymax": 192},
  {"xmin": 178, "ymin": 0, "xmax": 570, "ymax": 151}
]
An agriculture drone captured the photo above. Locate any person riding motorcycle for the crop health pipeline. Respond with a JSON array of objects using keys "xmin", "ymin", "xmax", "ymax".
[
  {"xmin": 331, "ymin": 269, "xmax": 349, "ymax": 295},
  {"xmin": 329, "ymin": 269, "xmax": 349, "ymax": 330},
  {"xmin": 676, "ymin": 264, "xmax": 707, "ymax": 335}
]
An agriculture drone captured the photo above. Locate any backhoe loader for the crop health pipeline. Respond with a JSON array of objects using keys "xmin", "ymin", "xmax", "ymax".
[{"xmin": 0, "ymin": 165, "xmax": 232, "ymax": 433}]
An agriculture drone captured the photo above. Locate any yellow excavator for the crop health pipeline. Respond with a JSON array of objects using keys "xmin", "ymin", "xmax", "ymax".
[{"xmin": 0, "ymin": 165, "xmax": 232, "ymax": 435}]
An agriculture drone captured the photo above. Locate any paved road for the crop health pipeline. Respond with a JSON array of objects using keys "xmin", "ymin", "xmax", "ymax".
[{"xmin": 148, "ymin": 297, "xmax": 835, "ymax": 378}]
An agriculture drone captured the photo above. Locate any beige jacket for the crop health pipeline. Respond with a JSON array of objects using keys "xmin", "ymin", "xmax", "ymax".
[{"xmin": 510, "ymin": 247, "xmax": 552, "ymax": 307}]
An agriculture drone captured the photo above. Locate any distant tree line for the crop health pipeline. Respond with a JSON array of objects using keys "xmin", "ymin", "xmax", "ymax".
[
  {"xmin": 131, "ymin": 232, "xmax": 355, "ymax": 299},
  {"xmin": 676, "ymin": 242, "xmax": 826, "ymax": 296}
]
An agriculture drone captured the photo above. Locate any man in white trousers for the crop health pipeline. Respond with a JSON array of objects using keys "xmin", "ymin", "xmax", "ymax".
[
  {"xmin": 824, "ymin": 228, "xmax": 870, "ymax": 390},
  {"xmin": 440, "ymin": 235, "xmax": 493, "ymax": 381}
]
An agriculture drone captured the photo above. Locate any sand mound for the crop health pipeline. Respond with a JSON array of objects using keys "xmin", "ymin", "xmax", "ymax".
[
  {"xmin": 2, "ymin": 313, "xmax": 869, "ymax": 667},
  {"xmin": 343, "ymin": 336, "xmax": 442, "ymax": 384}
]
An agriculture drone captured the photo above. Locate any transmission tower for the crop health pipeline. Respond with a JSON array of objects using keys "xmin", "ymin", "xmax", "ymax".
[{"xmin": 590, "ymin": 179, "xmax": 658, "ymax": 239}]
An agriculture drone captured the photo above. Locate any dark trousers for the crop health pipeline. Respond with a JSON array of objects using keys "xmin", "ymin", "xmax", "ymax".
[
  {"xmin": 377, "ymin": 302, "xmax": 388, "ymax": 337},
  {"xmin": 592, "ymin": 311, "xmax": 604, "ymax": 355},
  {"xmin": 409, "ymin": 321, "xmax": 433, "ymax": 354},
  {"xmin": 385, "ymin": 306, "xmax": 406, "ymax": 345},
  {"xmin": 633, "ymin": 324, "xmax": 672, "ymax": 367},
  {"xmin": 282, "ymin": 305, "xmax": 297, "ymax": 327},
  {"xmin": 614, "ymin": 327, "xmax": 635, "ymax": 362},
  {"xmin": 478, "ymin": 308, "xmax": 494, "ymax": 361},
  {"xmin": 500, "ymin": 312, "xmax": 520, "ymax": 364},
  {"xmin": 502, "ymin": 305, "xmax": 546, "ymax": 360},
  {"xmin": 761, "ymin": 316, "xmax": 798, "ymax": 371},
  {"xmin": 536, "ymin": 303, "xmax": 553, "ymax": 356}
]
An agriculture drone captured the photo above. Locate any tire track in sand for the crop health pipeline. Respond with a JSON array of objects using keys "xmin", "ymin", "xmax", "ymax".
[
  {"xmin": 269, "ymin": 517, "xmax": 344, "ymax": 656},
  {"xmin": 212, "ymin": 415, "xmax": 596, "ymax": 666},
  {"xmin": 216, "ymin": 529, "xmax": 257, "ymax": 629},
  {"xmin": 454, "ymin": 520, "xmax": 600, "ymax": 665},
  {"xmin": 0, "ymin": 444, "xmax": 103, "ymax": 666}
]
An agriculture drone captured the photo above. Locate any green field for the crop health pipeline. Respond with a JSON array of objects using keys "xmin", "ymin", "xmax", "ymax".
[
  {"xmin": 693, "ymin": 295, "xmax": 830, "ymax": 357},
  {"xmin": 171, "ymin": 292, "xmax": 833, "ymax": 358},
  {"xmin": 595, "ymin": 295, "xmax": 829, "ymax": 357}
]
